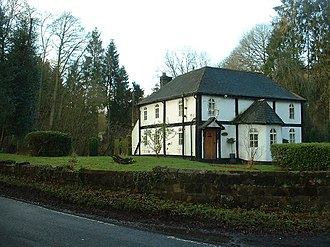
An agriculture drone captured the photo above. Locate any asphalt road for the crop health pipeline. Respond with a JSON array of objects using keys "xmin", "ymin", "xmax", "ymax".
[{"xmin": 0, "ymin": 196, "xmax": 220, "ymax": 247}]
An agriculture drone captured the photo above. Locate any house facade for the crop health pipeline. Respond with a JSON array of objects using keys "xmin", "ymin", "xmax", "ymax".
[{"xmin": 131, "ymin": 67, "xmax": 304, "ymax": 162}]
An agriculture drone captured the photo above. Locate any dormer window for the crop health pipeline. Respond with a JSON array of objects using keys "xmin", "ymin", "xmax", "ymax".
[
  {"xmin": 208, "ymin": 98, "xmax": 215, "ymax": 116},
  {"xmin": 289, "ymin": 104, "xmax": 295, "ymax": 119},
  {"xmin": 143, "ymin": 107, "xmax": 147, "ymax": 120},
  {"xmin": 155, "ymin": 104, "xmax": 159, "ymax": 119}
]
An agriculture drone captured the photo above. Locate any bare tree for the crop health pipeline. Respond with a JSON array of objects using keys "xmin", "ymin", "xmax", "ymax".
[
  {"xmin": 220, "ymin": 24, "xmax": 272, "ymax": 73},
  {"xmin": 143, "ymin": 125, "xmax": 176, "ymax": 157},
  {"xmin": 49, "ymin": 12, "xmax": 87, "ymax": 129},
  {"xmin": 163, "ymin": 46, "xmax": 211, "ymax": 78}
]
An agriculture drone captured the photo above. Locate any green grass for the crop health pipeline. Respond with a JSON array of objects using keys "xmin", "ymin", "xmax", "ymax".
[{"xmin": 0, "ymin": 153, "xmax": 280, "ymax": 172}]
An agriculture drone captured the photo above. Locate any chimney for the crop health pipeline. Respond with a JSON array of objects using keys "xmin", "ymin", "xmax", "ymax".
[{"xmin": 160, "ymin": 72, "xmax": 172, "ymax": 87}]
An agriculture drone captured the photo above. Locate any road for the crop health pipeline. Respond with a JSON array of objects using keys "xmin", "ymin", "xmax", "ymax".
[
  {"xmin": 1, "ymin": 196, "xmax": 329, "ymax": 247},
  {"xmin": 0, "ymin": 196, "xmax": 220, "ymax": 247}
]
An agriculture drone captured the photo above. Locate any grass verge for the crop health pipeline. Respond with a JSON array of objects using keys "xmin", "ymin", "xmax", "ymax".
[{"xmin": 0, "ymin": 153, "xmax": 279, "ymax": 172}]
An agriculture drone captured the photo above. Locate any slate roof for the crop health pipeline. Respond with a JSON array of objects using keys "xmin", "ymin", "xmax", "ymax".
[
  {"xmin": 139, "ymin": 66, "xmax": 305, "ymax": 105},
  {"xmin": 233, "ymin": 99, "xmax": 284, "ymax": 125}
]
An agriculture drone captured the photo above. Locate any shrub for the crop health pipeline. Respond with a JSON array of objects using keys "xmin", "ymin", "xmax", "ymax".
[
  {"xmin": 88, "ymin": 137, "xmax": 98, "ymax": 156},
  {"xmin": 271, "ymin": 143, "xmax": 330, "ymax": 171},
  {"xmin": 25, "ymin": 131, "xmax": 72, "ymax": 157}
]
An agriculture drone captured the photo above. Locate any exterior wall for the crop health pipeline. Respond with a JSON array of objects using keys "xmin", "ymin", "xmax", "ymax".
[
  {"xmin": 238, "ymin": 124, "xmax": 268, "ymax": 162},
  {"xmin": 275, "ymin": 101, "xmax": 302, "ymax": 124},
  {"xmin": 135, "ymin": 94, "xmax": 303, "ymax": 161},
  {"xmin": 266, "ymin": 125, "xmax": 283, "ymax": 161},
  {"xmin": 131, "ymin": 120, "xmax": 139, "ymax": 155},
  {"xmin": 165, "ymin": 96, "xmax": 196, "ymax": 123},
  {"xmin": 220, "ymin": 125, "xmax": 237, "ymax": 159},
  {"xmin": 282, "ymin": 126, "xmax": 302, "ymax": 143},
  {"xmin": 201, "ymin": 95, "xmax": 235, "ymax": 121},
  {"xmin": 140, "ymin": 102, "xmax": 164, "ymax": 126},
  {"xmin": 237, "ymin": 99, "xmax": 254, "ymax": 115}
]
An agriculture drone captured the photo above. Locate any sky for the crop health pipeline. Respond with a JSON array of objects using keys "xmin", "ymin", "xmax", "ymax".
[{"xmin": 27, "ymin": 0, "xmax": 281, "ymax": 95}]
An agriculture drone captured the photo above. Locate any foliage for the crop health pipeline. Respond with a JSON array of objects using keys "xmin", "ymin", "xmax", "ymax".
[
  {"xmin": 220, "ymin": 23, "xmax": 272, "ymax": 72},
  {"xmin": 265, "ymin": 0, "xmax": 329, "ymax": 142},
  {"xmin": 25, "ymin": 131, "xmax": 72, "ymax": 157},
  {"xmin": 0, "ymin": 173, "xmax": 329, "ymax": 234},
  {"xmin": 271, "ymin": 143, "xmax": 330, "ymax": 171},
  {"xmin": 88, "ymin": 137, "xmax": 98, "ymax": 156}
]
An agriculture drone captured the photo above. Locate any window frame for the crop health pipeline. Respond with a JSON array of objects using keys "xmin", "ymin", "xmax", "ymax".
[
  {"xmin": 249, "ymin": 128, "xmax": 258, "ymax": 148},
  {"xmin": 155, "ymin": 104, "xmax": 159, "ymax": 119},
  {"xmin": 178, "ymin": 129, "xmax": 183, "ymax": 145},
  {"xmin": 178, "ymin": 100, "xmax": 183, "ymax": 117},
  {"xmin": 208, "ymin": 98, "xmax": 215, "ymax": 116},
  {"xmin": 143, "ymin": 107, "xmax": 147, "ymax": 121},
  {"xmin": 270, "ymin": 128, "xmax": 277, "ymax": 145},
  {"xmin": 289, "ymin": 104, "xmax": 295, "ymax": 119},
  {"xmin": 289, "ymin": 128, "xmax": 295, "ymax": 143}
]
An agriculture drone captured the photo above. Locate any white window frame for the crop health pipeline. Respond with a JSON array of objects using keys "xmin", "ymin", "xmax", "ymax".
[
  {"xmin": 143, "ymin": 107, "xmax": 147, "ymax": 121},
  {"xmin": 155, "ymin": 104, "xmax": 159, "ymax": 119},
  {"xmin": 289, "ymin": 104, "xmax": 295, "ymax": 119},
  {"xmin": 289, "ymin": 128, "xmax": 295, "ymax": 143},
  {"xmin": 178, "ymin": 129, "xmax": 183, "ymax": 145},
  {"xmin": 249, "ymin": 128, "xmax": 258, "ymax": 148},
  {"xmin": 208, "ymin": 98, "xmax": 215, "ymax": 116},
  {"xmin": 178, "ymin": 100, "xmax": 183, "ymax": 117},
  {"xmin": 270, "ymin": 128, "xmax": 277, "ymax": 145}
]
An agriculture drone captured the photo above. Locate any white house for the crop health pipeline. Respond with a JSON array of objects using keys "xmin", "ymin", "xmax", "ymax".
[{"xmin": 131, "ymin": 66, "xmax": 305, "ymax": 163}]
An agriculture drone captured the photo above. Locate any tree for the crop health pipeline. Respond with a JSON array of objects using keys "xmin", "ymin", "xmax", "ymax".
[
  {"xmin": 0, "ymin": 0, "xmax": 39, "ymax": 151},
  {"xmin": 163, "ymin": 46, "xmax": 210, "ymax": 78},
  {"xmin": 143, "ymin": 125, "xmax": 176, "ymax": 157},
  {"xmin": 265, "ymin": 0, "xmax": 329, "ymax": 141},
  {"xmin": 220, "ymin": 23, "xmax": 272, "ymax": 73},
  {"xmin": 49, "ymin": 12, "xmax": 86, "ymax": 130}
]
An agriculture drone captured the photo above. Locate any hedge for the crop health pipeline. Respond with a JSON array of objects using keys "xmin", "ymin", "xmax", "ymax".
[
  {"xmin": 271, "ymin": 143, "xmax": 330, "ymax": 171},
  {"xmin": 25, "ymin": 131, "xmax": 72, "ymax": 157}
]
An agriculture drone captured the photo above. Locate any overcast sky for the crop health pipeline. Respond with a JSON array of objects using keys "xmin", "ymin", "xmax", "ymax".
[{"xmin": 28, "ymin": 0, "xmax": 281, "ymax": 95}]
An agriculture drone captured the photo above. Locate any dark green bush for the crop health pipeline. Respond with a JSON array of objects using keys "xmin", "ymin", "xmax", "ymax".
[
  {"xmin": 88, "ymin": 137, "xmax": 98, "ymax": 156},
  {"xmin": 25, "ymin": 131, "xmax": 72, "ymax": 157},
  {"xmin": 271, "ymin": 143, "xmax": 330, "ymax": 171}
]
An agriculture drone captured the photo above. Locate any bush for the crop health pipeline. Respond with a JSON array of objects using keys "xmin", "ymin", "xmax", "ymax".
[
  {"xmin": 271, "ymin": 143, "xmax": 330, "ymax": 171},
  {"xmin": 88, "ymin": 137, "xmax": 98, "ymax": 156},
  {"xmin": 25, "ymin": 131, "xmax": 72, "ymax": 157}
]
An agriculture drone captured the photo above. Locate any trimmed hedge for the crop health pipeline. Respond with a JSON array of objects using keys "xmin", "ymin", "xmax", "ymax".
[
  {"xmin": 25, "ymin": 131, "xmax": 72, "ymax": 157},
  {"xmin": 271, "ymin": 143, "xmax": 330, "ymax": 171}
]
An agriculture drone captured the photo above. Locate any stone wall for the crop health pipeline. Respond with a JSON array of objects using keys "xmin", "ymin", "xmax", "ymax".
[{"xmin": 0, "ymin": 164, "xmax": 329, "ymax": 211}]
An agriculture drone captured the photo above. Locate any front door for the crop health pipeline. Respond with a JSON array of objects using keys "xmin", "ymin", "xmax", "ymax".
[{"xmin": 204, "ymin": 128, "xmax": 217, "ymax": 160}]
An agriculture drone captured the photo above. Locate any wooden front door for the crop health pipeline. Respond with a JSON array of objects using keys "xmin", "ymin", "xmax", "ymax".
[{"xmin": 204, "ymin": 128, "xmax": 217, "ymax": 160}]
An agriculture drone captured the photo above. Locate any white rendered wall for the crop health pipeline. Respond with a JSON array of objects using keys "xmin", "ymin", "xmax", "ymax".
[
  {"xmin": 201, "ymin": 95, "xmax": 235, "ymax": 121},
  {"xmin": 275, "ymin": 101, "xmax": 302, "ymax": 124},
  {"xmin": 266, "ymin": 125, "xmax": 283, "ymax": 161},
  {"xmin": 238, "ymin": 124, "xmax": 268, "ymax": 162},
  {"xmin": 165, "ymin": 96, "xmax": 196, "ymax": 123},
  {"xmin": 131, "ymin": 120, "xmax": 139, "ymax": 155},
  {"xmin": 220, "ymin": 125, "xmax": 237, "ymax": 158}
]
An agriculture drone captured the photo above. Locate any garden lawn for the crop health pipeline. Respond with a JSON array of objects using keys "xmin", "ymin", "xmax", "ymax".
[{"xmin": 0, "ymin": 153, "xmax": 279, "ymax": 172}]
